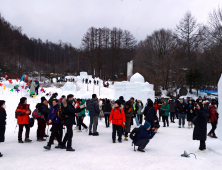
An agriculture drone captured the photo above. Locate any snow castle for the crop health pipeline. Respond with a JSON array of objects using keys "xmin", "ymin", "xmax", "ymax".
[
  {"xmin": 218, "ymin": 75, "xmax": 222, "ymax": 140},
  {"xmin": 114, "ymin": 73, "xmax": 155, "ymax": 105}
]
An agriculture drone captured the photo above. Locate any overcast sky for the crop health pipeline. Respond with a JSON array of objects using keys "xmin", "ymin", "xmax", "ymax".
[{"xmin": 0, "ymin": 0, "xmax": 221, "ymax": 47}]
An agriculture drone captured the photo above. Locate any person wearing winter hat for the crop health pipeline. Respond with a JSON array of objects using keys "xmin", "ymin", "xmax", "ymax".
[
  {"xmin": 160, "ymin": 99, "xmax": 170, "ymax": 127},
  {"xmin": 109, "ymin": 100, "xmax": 126, "ymax": 143},
  {"xmin": 0, "ymin": 100, "xmax": 6, "ymax": 157},
  {"xmin": 15, "ymin": 97, "xmax": 32, "ymax": 143},
  {"xmin": 88, "ymin": 94, "xmax": 100, "ymax": 136},
  {"xmin": 133, "ymin": 121, "xmax": 158, "ymax": 152},
  {"xmin": 36, "ymin": 97, "xmax": 49, "ymax": 141}
]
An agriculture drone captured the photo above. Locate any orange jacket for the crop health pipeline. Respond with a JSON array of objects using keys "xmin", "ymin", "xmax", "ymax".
[
  {"xmin": 109, "ymin": 107, "xmax": 126, "ymax": 125},
  {"xmin": 15, "ymin": 103, "xmax": 31, "ymax": 125}
]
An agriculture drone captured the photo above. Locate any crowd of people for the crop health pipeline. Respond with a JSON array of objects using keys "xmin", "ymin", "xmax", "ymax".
[{"xmin": 0, "ymin": 94, "xmax": 219, "ymax": 157}]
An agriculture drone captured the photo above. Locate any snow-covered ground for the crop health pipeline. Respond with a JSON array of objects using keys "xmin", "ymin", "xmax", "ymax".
[{"xmin": 0, "ymin": 81, "xmax": 222, "ymax": 170}]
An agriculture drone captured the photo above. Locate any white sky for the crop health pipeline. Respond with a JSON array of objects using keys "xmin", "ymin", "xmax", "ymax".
[{"xmin": 0, "ymin": 0, "xmax": 221, "ymax": 47}]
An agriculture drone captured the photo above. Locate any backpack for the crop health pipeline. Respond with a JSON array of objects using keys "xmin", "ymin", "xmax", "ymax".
[
  {"xmin": 28, "ymin": 117, "xmax": 35, "ymax": 128},
  {"xmin": 130, "ymin": 127, "xmax": 143, "ymax": 141},
  {"xmin": 57, "ymin": 106, "xmax": 65, "ymax": 121},
  {"xmin": 32, "ymin": 109, "xmax": 44, "ymax": 120}
]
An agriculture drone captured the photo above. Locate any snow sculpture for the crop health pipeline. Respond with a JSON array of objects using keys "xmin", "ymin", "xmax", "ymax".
[
  {"xmin": 61, "ymin": 82, "xmax": 76, "ymax": 94},
  {"xmin": 130, "ymin": 73, "xmax": 145, "ymax": 83},
  {"xmin": 127, "ymin": 60, "xmax": 133, "ymax": 81},
  {"xmin": 218, "ymin": 75, "xmax": 222, "ymax": 140},
  {"xmin": 52, "ymin": 78, "xmax": 57, "ymax": 83},
  {"xmin": 80, "ymin": 72, "xmax": 88, "ymax": 79},
  {"xmin": 114, "ymin": 72, "xmax": 155, "ymax": 105}
]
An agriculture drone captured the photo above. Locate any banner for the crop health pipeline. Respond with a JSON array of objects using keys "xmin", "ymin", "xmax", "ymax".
[{"xmin": 199, "ymin": 89, "xmax": 218, "ymax": 93}]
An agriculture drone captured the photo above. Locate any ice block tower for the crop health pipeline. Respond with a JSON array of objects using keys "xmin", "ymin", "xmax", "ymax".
[{"xmin": 218, "ymin": 74, "xmax": 222, "ymax": 140}]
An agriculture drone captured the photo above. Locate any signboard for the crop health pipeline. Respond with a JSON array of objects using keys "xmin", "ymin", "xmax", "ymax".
[{"xmin": 199, "ymin": 89, "xmax": 218, "ymax": 93}]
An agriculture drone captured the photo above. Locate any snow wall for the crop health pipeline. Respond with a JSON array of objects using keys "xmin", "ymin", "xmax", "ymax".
[
  {"xmin": 114, "ymin": 73, "xmax": 155, "ymax": 105},
  {"xmin": 218, "ymin": 75, "xmax": 222, "ymax": 140}
]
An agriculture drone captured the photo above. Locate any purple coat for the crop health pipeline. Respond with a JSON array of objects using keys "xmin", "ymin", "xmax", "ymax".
[{"xmin": 48, "ymin": 104, "xmax": 61, "ymax": 124}]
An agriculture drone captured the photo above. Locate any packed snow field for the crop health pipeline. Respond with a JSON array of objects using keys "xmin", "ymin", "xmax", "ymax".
[{"xmin": 0, "ymin": 83, "xmax": 222, "ymax": 170}]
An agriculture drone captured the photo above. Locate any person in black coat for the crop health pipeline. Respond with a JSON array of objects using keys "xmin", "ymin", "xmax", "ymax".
[
  {"xmin": 103, "ymin": 100, "xmax": 112, "ymax": 127},
  {"xmin": 88, "ymin": 94, "xmax": 100, "ymax": 136},
  {"xmin": 61, "ymin": 94, "xmax": 84, "ymax": 151},
  {"xmin": 192, "ymin": 103, "xmax": 207, "ymax": 151},
  {"xmin": 0, "ymin": 100, "xmax": 6, "ymax": 157},
  {"xmin": 36, "ymin": 97, "xmax": 50, "ymax": 141},
  {"xmin": 143, "ymin": 99, "xmax": 158, "ymax": 128},
  {"xmin": 186, "ymin": 100, "xmax": 195, "ymax": 128}
]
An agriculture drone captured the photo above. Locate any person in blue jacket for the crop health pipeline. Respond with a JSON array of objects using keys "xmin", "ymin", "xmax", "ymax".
[
  {"xmin": 134, "ymin": 121, "xmax": 158, "ymax": 152},
  {"xmin": 44, "ymin": 99, "xmax": 62, "ymax": 150}
]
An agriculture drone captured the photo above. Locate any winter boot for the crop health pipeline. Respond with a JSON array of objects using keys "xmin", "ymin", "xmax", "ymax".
[
  {"xmin": 125, "ymin": 137, "xmax": 128, "ymax": 141},
  {"xmin": 66, "ymin": 147, "xmax": 75, "ymax": 151},
  {"xmin": 178, "ymin": 125, "xmax": 181, "ymax": 128},
  {"xmin": 38, "ymin": 138, "xmax": 46, "ymax": 142},
  {"xmin": 0, "ymin": 153, "xmax": 2, "ymax": 157},
  {"xmin": 37, "ymin": 137, "xmax": 40, "ymax": 141},
  {"xmin": 18, "ymin": 140, "xmax": 24, "ymax": 143},
  {"xmin": 138, "ymin": 147, "xmax": 145, "ymax": 152},
  {"xmin": 182, "ymin": 125, "xmax": 185, "ymax": 128},
  {"xmin": 93, "ymin": 132, "xmax": 99, "ymax": 136},
  {"xmin": 113, "ymin": 140, "xmax": 116, "ymax": 143},
  {"xmin": 60, "ymin": 146, "xmax": 67, "ymax": 149},
  {"xmin": 43, "ymin": 134, "xmax": 49, "ymax": 137},
  {"xmin": 74, "ymin": 126, "xmax": 79, "ymax": 130},
  {"xmin": 89, "ymin": 132, "xmax": 93, "ymax": 136},
  {"xmin": 55, "ymin": 145, "xmax": 61, "ymax": 149},
  {"xmin": 25, "ymin": 138, "xmax": 32, "ymax": 143},
  {"xmin": 212, "ymin": 135, "xmax": 218, "ymax": 138},
  {"xmin": 44, "ymin": 146, "xmax": 51, "ymax": 150},
  {"xmin": 118, "ymin": 139, "xmax": 122, "ymax": 143},
  {"xmin": 208, "ymin": 133, "xmax": 212, "ymax": 137}
]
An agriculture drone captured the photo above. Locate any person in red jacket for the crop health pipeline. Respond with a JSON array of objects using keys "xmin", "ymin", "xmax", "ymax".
[
  {"xmin": 208, "ymin": 104, "xmax": 218, "ymax": 138},
  {"xmin": 15, "ymin": 97, "xmax": 32, "ymax": 143},
  {"xmin": 109, "ymin": 100, "xmax": 126, "ymax": 143}
]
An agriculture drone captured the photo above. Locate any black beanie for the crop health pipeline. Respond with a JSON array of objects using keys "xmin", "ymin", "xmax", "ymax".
[
  {"xmin": 92, "ymin": 94, "xmax": 97, "ymax": 98},
  {"xmin": 41, "ymin": 97, "xmax": 47, "ymax": 103},
  {"xmin": 115, "ymin": 100, "xmax": 121, "ymax": 107},
  {"xmin": 20, "ymin": 97, "xmax": 27, "ymax": 104}
]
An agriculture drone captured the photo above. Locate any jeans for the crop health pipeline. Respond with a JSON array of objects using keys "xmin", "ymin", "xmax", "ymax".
[
  {"xmin": 179, "ymin": 113, "xmax": 186, "ymax": 126},
  {"xmin": 170, "ymin": 112, "xmax": 175, "ymax": 122},
  {"xmin": 62, "ymin": 125, "xmax": 73, "ymax": 148},
  {"xmin": 112, "ymin": 124, "xmax": 122, "ymax": 140},
  {"xmin": 89, "ymin": 116, "xmax": 98, "ymax": 133},
  {"xmin": 104, "ymin": 113, "xmax": 110, "ymax": 127},
  {"xmin": 37, "ymin": 119, "xmax": 46, "ymax": 138},
  {"xmin": 48, "ymin": 123, "xmax": 62, "ymax": 147},
  {"xmin": 138, "ymin": 114, "xmax": 143, "ymax": 124},
  {"xmin": 162, "ymin": 116, "xmax": 169, "ymax": 126},
  {"xmin": 18, "ymin": 124, "xmax": 30, "ymax": 141},
  {"xmin": 78, "ymin": 117, "xmax": 88, "ymax": 130},
  {"xmin": 76, "ymin": 115, "xmax": 79, "ymax": 127},
  {"xmin": 35, "ymin": 87, "xmax": 39, "ymax": 95},
  {"xmin": 135, "ymin": 138, "xmax": 149, "ymax": 149},
  {"xmin": 208, "ymin": 121, "xmax": 217, "ymax": 136},
  {"xmin": 199, "ymin": 140, "xmax": 206, "ymax": 150},
  {"xmin": 159, "ymin": 114, "xmax": 162, "ymax": 122}
]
